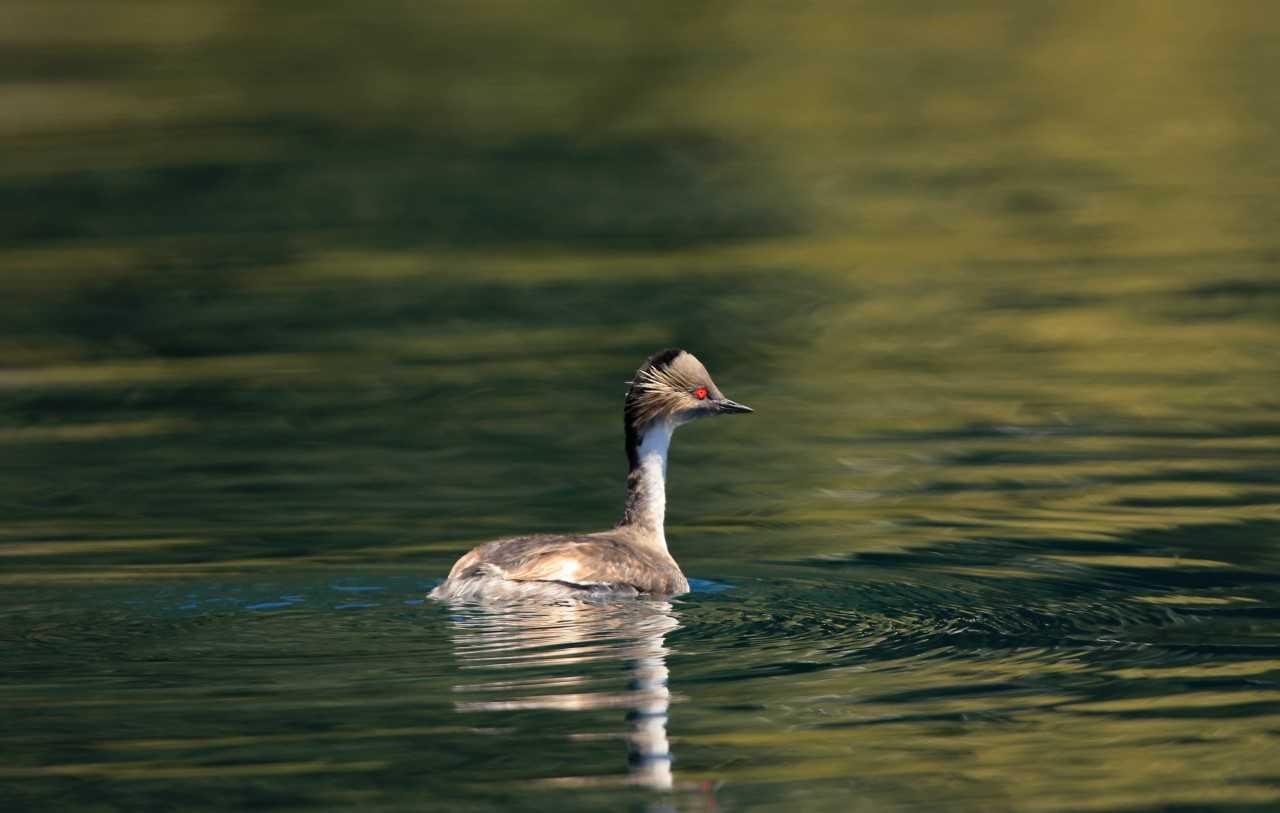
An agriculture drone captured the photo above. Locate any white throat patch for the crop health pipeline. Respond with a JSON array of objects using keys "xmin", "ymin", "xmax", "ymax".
[{"xmin": 636, "ymin": 421, "xmax": 674, "ymax": 474}]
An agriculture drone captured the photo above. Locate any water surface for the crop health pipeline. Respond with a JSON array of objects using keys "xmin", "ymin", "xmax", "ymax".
[{"xmin": 2, "ymin": 2, "xmax": 1280, "ymax": 810}]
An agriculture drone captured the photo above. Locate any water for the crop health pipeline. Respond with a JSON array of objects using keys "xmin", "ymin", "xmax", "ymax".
[{"xmin": 3, "ymin": 2, "xmax": 1280, "ymax": 810}]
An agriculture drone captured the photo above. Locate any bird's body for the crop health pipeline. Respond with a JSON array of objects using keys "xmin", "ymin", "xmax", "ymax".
[
  {"xmin": 432, "ymin": 531, "xmax": 687, "ymax": 602},
  {"xmin": 429, "ymin": 349, "xmax": 750, "ymax": 603}
]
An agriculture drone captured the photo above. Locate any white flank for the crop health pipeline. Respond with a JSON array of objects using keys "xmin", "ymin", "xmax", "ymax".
[{"xmin": 552, "ymin": 559, "xmax": 581, "ymax": 582}]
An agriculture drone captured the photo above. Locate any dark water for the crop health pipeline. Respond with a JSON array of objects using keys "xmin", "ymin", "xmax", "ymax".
[{"xmin": 3, "ymin": 2, "xmax": 1280, "ymax": 810}]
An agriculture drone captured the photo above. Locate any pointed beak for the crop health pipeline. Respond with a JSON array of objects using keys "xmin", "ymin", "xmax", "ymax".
[{"xmin": 716, "ymin": 398, "xmax": 753, "ymax": 414}]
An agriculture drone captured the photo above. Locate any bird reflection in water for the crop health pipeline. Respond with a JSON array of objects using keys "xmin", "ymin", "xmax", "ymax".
[{"xmin": 443, "ymin": 598, "xmax": 682, "ymax": 792}]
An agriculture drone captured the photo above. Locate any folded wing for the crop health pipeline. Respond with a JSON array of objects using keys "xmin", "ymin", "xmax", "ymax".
[{"xmin": 446, "ymin": 534, "xmax": 684, "ymax": 595}]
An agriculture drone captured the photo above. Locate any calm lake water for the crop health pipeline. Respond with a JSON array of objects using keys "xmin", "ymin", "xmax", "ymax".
[{"xmin": 3, "ymin": 3, "xmax": 1279, "ymax": 810}]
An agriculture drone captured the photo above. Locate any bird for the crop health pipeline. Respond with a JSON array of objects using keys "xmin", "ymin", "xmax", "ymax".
[{"xmin": 429, "ymin": 348, "xmax": 752, "ymax": 602}]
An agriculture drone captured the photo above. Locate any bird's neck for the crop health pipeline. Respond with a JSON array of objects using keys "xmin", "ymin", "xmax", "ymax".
[{"xmin": 620, "ymin": 421, "xmax": 673, "ymax": 552}]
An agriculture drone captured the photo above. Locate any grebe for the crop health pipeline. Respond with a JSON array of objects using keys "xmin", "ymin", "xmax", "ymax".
[{"xmin": 429, "ymin": 348, "xmax": 751, "ymax": 602}]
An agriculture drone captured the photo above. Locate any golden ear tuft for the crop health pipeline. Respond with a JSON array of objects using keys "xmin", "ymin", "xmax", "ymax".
[{"xmin": 625, "ymin": 363, "xmax": 689, "ymax": 425}]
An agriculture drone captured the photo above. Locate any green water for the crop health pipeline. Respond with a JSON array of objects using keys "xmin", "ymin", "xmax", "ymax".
[{"xmin": 3, "ymin": 2, "xmax": 1280, "ymax": 810}]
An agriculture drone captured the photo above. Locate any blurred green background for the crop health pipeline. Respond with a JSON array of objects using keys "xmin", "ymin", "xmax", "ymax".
[{"xmin": 2, "ymin": 2, "xmax": 1279, "ymax": 811}]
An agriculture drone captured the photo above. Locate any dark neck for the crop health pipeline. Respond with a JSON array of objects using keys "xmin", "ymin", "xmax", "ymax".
[{"xmin": 619, "ymin": 421, "xmax": 673, "ymax": 551}]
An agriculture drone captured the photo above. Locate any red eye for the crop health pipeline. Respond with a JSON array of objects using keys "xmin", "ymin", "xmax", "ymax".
[{"xmin": 694, "ymin": 387, "xmax": 708, "ymax": 400}]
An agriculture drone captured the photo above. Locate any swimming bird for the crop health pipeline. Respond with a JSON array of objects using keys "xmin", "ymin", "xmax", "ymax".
[{"xmin": 429, "ymin": 348, "xmax": 752, "ymax": 602}]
